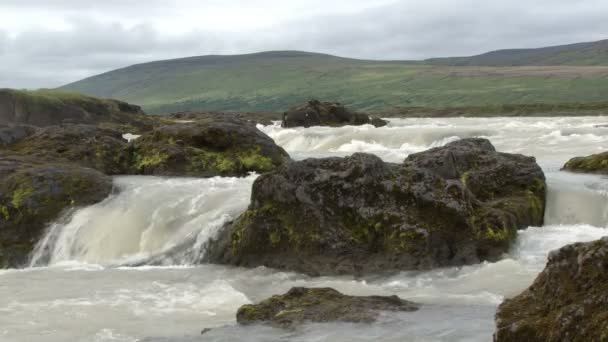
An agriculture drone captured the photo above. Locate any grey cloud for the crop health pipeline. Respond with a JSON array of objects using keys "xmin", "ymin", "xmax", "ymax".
[{"xmin": 0, "ymin": 0, "xmax": 607, "ymax": 88}]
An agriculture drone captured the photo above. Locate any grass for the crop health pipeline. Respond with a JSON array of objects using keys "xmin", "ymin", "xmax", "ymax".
[{"xmin": 59, "ymin": 49, "xmax": 608, "ymax": 114}]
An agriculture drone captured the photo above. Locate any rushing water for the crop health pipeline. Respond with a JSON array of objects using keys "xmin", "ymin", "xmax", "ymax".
[{"xmin": 2, "ymin": 117, "xmax": 608, "ymax": 342}]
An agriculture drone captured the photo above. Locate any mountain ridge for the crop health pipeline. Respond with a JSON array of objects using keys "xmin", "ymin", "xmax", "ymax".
[{"xmin": 60, "ymin": 39, "xmax": 608, "ymax": 113}]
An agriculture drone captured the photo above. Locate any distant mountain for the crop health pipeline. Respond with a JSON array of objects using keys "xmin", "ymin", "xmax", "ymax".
[
  {"xmin": 427, "ymin": 39, "xmax": 608, "ymax": 66},
  {"xmin": 61, "ymin": 40, "xmax": 608, "ymax": 113}
]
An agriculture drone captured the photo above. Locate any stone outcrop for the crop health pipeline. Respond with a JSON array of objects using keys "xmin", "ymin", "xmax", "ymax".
[
  {"xmin": 0, "ymin": 154, "xmax": 113, "ymax": 267},
  {"xmin": 237, "ymin": 287, "xmax": 418, "ymax": 327},
  {"xmin": 282, "ymin": 100, "xmax": 388, "ymax": 128},
  {"xmin": 0, "ymin": 89, "xmax": 153, "ymax": 132},
  {"xmin": 7, "ymin": 124, "xmax": 132, "ymax": 175},
  {"xmin": 132, "ymin": 117, "xmax": 290, "ymax": 177},
  {"xmin": 207, "ymin": 138, "xmax": 546, "ymax": 276},
  {"xmin": 562, "ymin": 151, "xmax": 608, "ymax": 175},
  {"xmin": 494, "ymin": 237, "xmax": 608, "ymax": 342}
]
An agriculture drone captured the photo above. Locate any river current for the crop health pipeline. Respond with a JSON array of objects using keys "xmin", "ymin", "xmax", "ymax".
[{"xmin": 1, "ymin": 117, "xmax": 607, "ymax": 342}]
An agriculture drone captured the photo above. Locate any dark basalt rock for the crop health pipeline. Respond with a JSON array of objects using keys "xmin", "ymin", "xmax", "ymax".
[
  {"xmin": 562, "ymin": 151, "xmax": 608, "ymax": 175},
  {"xmin": 0, "ymin": 124, "xmax": 37, "ymax": 146},
  {"xmin": 7, "ymin": 124, "xmax": 132, "ymax": 175},
  {"xmin": 0, "ymin": 153, "xmax": 112, "ymax": 267},
  {"xmin": 282, "ymin": 100, "xmax": 387, "ymax": 128},
  {"xmin": 207, "ymin": 138, "xmax": 546, "ymax": 276},
  {"xmin": 236, "ymin": 287, "xmax": 418, "ymax": 327},
  {"xmin": 494, "ymin": 237, "xmax": 608, "ymax": 342},
  {"xmin": 132, "ymin": 117, "xmax": 290, "ymax": 177}
]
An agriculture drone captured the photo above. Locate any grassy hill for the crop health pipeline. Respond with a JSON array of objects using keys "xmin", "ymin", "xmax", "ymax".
[
  {"xmin": 427, "ymin": 39, "xmax": 608, "ymax": 66},
  {"xmin": 61, "ymin": 43, "xmax": 608, "ymax": 114}
]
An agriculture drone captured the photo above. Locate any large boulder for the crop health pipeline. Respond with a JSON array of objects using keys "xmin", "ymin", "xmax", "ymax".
[
  {"xmin": 132, "ymin": 117, "xmax": 290, "ymax": 177},
  {"xmin": 562, "ymin": 151, "xmax": 608, "ymax": 175},
  {"xmin": 7, "ymin": 124, "xmax": 132, "ymax": 175},
  {"xmin": 237, "ymin": 287, "xmax": 418, "ymax": 328},
  {"xmin": 207, "ymin": 138, "xmax": 545, "ymax": 276},
  {"xmin": 282, "ymin": 100, "xmax": 388, "ymax": 128},
  {"xmin": 0, "ymin": 88, "xmax": 153, "ymax": 133},
  {"xmin": 0, "ymin": 154, "xmax": 113, "ymax": 267},
  {"xmin": 494, "ymin": 237, "xmax": 608, "ymax": 342}
]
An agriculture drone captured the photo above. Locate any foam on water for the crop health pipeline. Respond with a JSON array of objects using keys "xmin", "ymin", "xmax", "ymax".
[
  {"xmin": 3, "ymin": 116, "xmax": 608, "ymax": 342},
  {"xmin": 30, "ymin": 174, "xmax": 257, "ymax": 266}
]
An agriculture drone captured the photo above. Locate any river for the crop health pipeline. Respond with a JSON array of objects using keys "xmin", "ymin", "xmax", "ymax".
[{"xmin": 1, "ymin": 117, "xmax": 607, "ymax": 342}]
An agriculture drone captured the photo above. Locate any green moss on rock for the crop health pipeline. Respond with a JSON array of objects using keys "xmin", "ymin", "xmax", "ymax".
[
  {"xmin": 562, "ymin": 151, "xmax": 608, "ymax": 175},
  {"xmin": 207, "ymin": 138, "xmax": 546, "ymax": 276},
  {"xmin": 0, "ymin": 156, "xmax": 112, "ymax": 268},
  {"xmin": 236, "ymin": 287, "xmax": 418, "ymax": 327},
  {"xmin": 495, "ymin": 237, "xmax": 608, "ymax": 342},
  {"xmin": 131, "ymin": 119, "xmax": 289, "ymax": 177}
]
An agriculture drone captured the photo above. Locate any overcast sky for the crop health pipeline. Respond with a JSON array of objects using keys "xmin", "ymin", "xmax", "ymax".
[{"xmin": 0, "ymin": 0, "xmax": 606, "ymax": 88}]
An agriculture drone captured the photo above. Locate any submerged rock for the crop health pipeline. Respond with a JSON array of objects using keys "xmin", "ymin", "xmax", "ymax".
[
  {"xmin": 207, "ymin": 138, "xmax": 545, "ymax": 276},
  {"xmin": 0, "ymin": 154, "xmax": 112, "ymax": 267},
  {"xmin": 237, "ymin": 287, "xmax": 418, "ymax": 327},
  {"xmin": 562, "ymin": 151, "xmax": 608, "ymax": 175},
  {"xmin": 132, "ymin": 117, "xmax": 290, "ymax": 177},
  {"xmin": 7, "ymin": 124, "xmax": 132, "ymax": 175},
  {"xmin": 282, "ymin": 100, "xmax": 387, "ymax": 128},
  {"xmin": 494, "ymin": 237, "xmax": 608, "ymax": 342}
]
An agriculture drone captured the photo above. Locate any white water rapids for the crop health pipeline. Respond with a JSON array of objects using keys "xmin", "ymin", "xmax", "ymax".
[{"xmin": 1, "ymin": 117, "xmax": 607, "ymax": 342}]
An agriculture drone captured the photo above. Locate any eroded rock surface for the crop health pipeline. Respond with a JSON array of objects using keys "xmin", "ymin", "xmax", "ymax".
[
  {"xmin": 0, "ymin": 154, "xmax": 112, "ymax": 267},
  {"xmin": 207, "ymin": 138, "xmax": 546, "ymax": 276},
  {"xmin": 237, "ymin": 287, "xmax": 418, "ymax": 327},
  {"xmin": 282, "ymin": 100, "xmax": 387, "ymax": 128},
  {"xmin": 132, "ymin": 117, "xmax": 290, "ymax": 177},
  {"xmin": 494, "ymin": 237, "xmax": 608, "ymax": 342},
  {"xmin": 562, "ymin": 151, "xmax": 608, "ymax": 175}
]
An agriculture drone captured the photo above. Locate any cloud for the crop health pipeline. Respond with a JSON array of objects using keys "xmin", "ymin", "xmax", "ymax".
[{"xmin": 0, "ymin": 0, "xmax": 606, "ymax": 88}]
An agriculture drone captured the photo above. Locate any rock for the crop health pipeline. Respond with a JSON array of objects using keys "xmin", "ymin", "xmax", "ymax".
[
  {"xmin": 0, "ymin": 153, "xmax": 113, "ymax": 267},
  {"xmin": 282, "ymin": 100, "xmax": 387, "ymax": 128},
  {"xmin": 494, "ymin": 237, "xmax": 608, "ymax": 342},
  {"xmin": 236, "ymin": 287, "xmax": 418, "ymax": 328},
  {"xmin": 562, "ymin": 151, "xmax": 608, "ymax": 175},
  {"xmin": 6, "ymin": 124, "xmax": 132, "ymax": 175},
  {"xmin": 132, "ymin": 117, "xmax": 290, "ymax": 177},
  {"xmin": 0, "ymin": 88, "xmax": 153, "ymax": 133},
  {"xmin": 0, "ymin": 124, "xmax": 37, "ymax": 146},
  {"xmin": 207, "ymin": 138, "xmax": 545, "ymax": 276}
]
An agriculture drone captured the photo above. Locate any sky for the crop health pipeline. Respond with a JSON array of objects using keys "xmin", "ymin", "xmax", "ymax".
[{"xmin": 0, "ymin": 0, "xmax": 606, "ymax": 88}]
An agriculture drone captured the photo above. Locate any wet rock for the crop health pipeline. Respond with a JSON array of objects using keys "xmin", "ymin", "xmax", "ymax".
[
  {"xmin": 0, "ymin": 89, "xmax": 153, "ymax": 132},
  {"xmin": 6, "ymin": 124, "xmax": 132, "ymax": 175},
  {"xmin": 132, "ymin": 117, "xmax": 290, "ymax": 177},
  {"xmin": 282, "ymin": 100, "xmax": 387, "ymax": 128},
  {"xmin": 0, "ymin": 125, "xmax": 37, "ymax": 146},
  {"xmin": 207, "ymin": 138, "xmax": 546, "ymax": 276},
  {"xmin": 236, "ymin": 287, "xmax": 418, "ymax": 327},
  {"xmin": 0, "ymin": 153, "xmax": 112, "ymax": 267},
  {"xmin": 562, "ymin": 151, "xmax": 608, "ymax": 175},
  {"xmin": 494, "ymin": 237, "xmax": 608, "ymax": 342}
]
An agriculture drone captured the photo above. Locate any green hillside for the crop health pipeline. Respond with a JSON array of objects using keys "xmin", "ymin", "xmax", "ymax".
[
  {"xmin": 61, "ymin": 44, "xmax": 608, "ymax": 114},
  {"xmin": 427, "ymin": 39, "xmax": 608, "ymax": 66}
]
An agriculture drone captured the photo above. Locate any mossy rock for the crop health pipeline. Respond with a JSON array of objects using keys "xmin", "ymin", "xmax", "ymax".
[
  {"xmin": 236, "ymin": 287, "xmax": 418, "ymax": 328},
  {"xmin": 131, "ymin": 117, "xmax": 289, "ymax": 177},
  {"xmin": 0, "ymin": 88, "xmax": 153, "ymax": 132},
  {"xmin": 562, "ymin": 151, "xmax": 608, "ymax": 175},
  {"xmin": 282, "ymin": 99, "xmax": 387, "ymax": 128},
  {"xmin": 7, "ymin": 124, "xmax": 133, "ymax": 175},
  {"xmin": 495, "ymin": 237, "xmax": 608, "ymax": 342},
  {"xmin": 0, "ymin": 154, "xmax": 112, "ymax": 267},
  {"xmin": 207, "ymin": 138, "xmax": 546, "ymax": 276}
]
